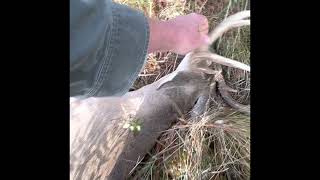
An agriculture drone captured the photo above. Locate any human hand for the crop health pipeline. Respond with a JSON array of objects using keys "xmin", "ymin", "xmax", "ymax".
[
  {"xmin": 166, "ymin": 13, "xmax": 210, "ymax": 54},
  {"xmin": 147, "ymin": 13, "xmax": 210, "ymax": 55}
]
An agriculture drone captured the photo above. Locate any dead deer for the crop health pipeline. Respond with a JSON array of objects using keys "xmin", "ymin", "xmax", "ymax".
[{"xmin": 70, "ymin": 10, "xmax": 250, "ymax": 180}]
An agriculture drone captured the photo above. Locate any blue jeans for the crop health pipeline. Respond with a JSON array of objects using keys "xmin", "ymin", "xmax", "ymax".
[{"xmin": 70, "ymin": 0, "xmax": 149, "ymax": 98}]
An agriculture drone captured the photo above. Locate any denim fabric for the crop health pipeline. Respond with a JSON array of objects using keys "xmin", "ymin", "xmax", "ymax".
[{"xmin": 70, "ymin": 0, "xmax": 149, "ymax": 98}]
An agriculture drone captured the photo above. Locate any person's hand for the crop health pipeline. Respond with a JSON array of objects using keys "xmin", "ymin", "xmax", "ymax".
[
  {"xmin": 147, "ymin": 13, "xmax": 210, "ymax": 55},
  {"xmin": 166, "ymin": 13, "xmax": 210, "ymax": 54}
]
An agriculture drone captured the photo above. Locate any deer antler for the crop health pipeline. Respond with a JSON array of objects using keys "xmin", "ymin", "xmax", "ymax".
[
  {"xmin": 190, "ymin": 10, "xmax": 250, "ymax": 114},
  {"xmin": 193, "ymin": 10, "xmax": 250, "ymax": 72},
  {"xmin": 208, "ymin": 10, "xmax": 250, "ymax": 45},
  {"xmin": 192, "ymin": 52, "xmax": 250, "ymax": 72},
  {"xmin": 215, "ymin": 65, "xmax": 250, "ymax": 115}
]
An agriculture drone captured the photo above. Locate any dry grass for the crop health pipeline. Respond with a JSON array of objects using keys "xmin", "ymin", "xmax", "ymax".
[
  {"xmin": 114, "ymin": 0, "xmax": 250, "ymax": 179},
  {"xmin": 130, "ymin": 107, "xmax": 250, "ymax": 180}
]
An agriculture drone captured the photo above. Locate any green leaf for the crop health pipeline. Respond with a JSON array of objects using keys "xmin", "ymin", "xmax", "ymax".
[
  {"xmin": 129, "ymin": 126, "xmax": 135, "ymax": 131},
  {"xmin": 136, "ymin": 125, "xmax": 141, "ymax": 132}
]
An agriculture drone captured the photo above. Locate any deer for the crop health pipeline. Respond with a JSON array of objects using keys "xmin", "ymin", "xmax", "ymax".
[{"xmin": 70, "ymin": 10, "xmax": 250, "ymax": 180}]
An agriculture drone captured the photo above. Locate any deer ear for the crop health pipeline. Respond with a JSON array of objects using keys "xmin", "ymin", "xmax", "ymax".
[
  {"xmin": 156, "ymin": 72, "xmax": 176, "ymax": 90},
  {"xmin": 156, "ymin": 71, "xmax": 195, "ymax": 90},
  {"xmin": 156, "ymin": 72, "xmax": 180, "ymax": 90}
]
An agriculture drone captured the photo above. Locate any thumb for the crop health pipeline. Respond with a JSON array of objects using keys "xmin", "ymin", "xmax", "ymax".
[{"xmin": 201, "ymin": 34, "xmax": 211, "ymax": 45}]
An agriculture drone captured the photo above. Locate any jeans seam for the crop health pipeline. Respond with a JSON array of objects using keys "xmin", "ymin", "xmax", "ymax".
[
  {"xmin": 86, "ymin": 4, "xmax": 149, "ymax": 96},
  {"xmin": 86, "ymin": 6, "xmax": 118, "ymax": 96},
  {"xmin": 113, "ymin": 13, "xmax": 149, "ymax": 94}
]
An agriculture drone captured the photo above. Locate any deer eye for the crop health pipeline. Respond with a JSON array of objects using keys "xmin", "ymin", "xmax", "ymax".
[{"xmin": 193, "ymin": 97, "xmax": 199, "ymax": 106}]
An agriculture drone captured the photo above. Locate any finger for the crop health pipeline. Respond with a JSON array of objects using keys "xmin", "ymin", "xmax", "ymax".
[
  {"xmin": 201, "ymin": 34, "xmax": 211, "ymax": 45},
  {"xmin": 197, "ymin": 16, "xmax": 209, "ymax": 34},
  {"xmin": 198, "ymin": 24, "xmax": 209, "ymax": 34},
  {"xmin": 198, "ymin": 14, "xmax": 209, "ymax": 27}
]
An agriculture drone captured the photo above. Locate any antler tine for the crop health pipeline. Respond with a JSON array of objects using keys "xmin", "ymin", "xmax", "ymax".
[
  {"xmin": 222, "ymin": 10, "xmax": 250, "ymax": 23},
  {"xmin": 208, "ymin": 19, "xmax": 250, "ymax": 45},
  {"xmin": 208, "ymin": 10, "xmax": 250, "ymax": 45},
  {"xmin": 193, "ymin": 52, "xmax": 250, "ymax": 72}
]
